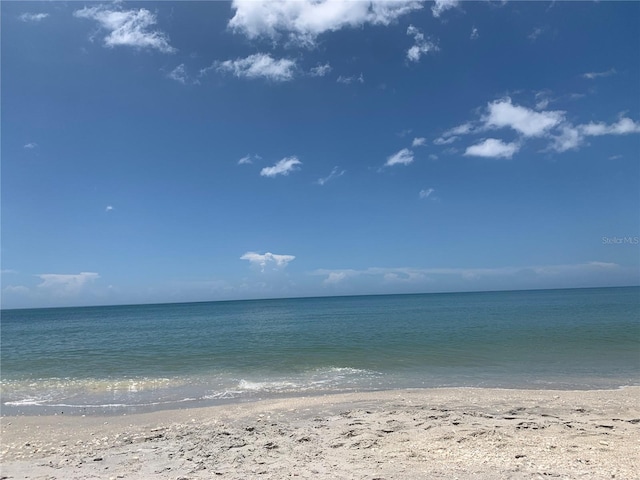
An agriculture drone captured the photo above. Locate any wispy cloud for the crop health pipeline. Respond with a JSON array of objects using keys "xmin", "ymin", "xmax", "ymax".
[
  {"xmin": 582, "ymin": 68, "xmax": 616, "ymax": 80},
  {"xmin": 167, "ymin": 64, "xmax": 189, "ymax": 84},
  {"xmin": 23, "ymin": 142, "xmax": 38, "ymax": 149},
  {"xmin": 337, "ymin": 73, "xmax": 364, "ymax": 84},
  {"xmin": 19, "ymin": 12, "xmax": 49, "ymax": 23},
  {"xmin": 238, "ymin": 153, "xmax": 261, "ymax": 165},
  {"xmin": 260, "ymin": 156, "xmax": 302, "ymax": 177},
  {"xmin": 406, "ymin": 25, "xmax": 439, "ymax": 63},
  {"xmin": 309, "ymin": 63, "xmax": 332, "ymax": 77},
  {"xmin": 314, "ymin": 261, "xmax": 620, "ymax": 286},
  {"xmin": 464, "ymin": 138, "xmax": 520, "ymax": 159},
  {"xmin": 216, "ymin": 53, "xmax": 296, "ymax": 82},
  {"xmin": 316, "ymin": 166, "xmax": 345, "ymax": 186},
  {"xmin": 419, "ymin": 188, "xmax": 435, "ymax": 199},
  {"xmin": 105, "ymin": 205, "xmax": 114, "ymax": 212},
  {"xmin": 241, "ymin": 252, "xmax": 295, "ymax": 272},
  {"xmin": 412, "ymin": 137, "xmax": 426, "ymax": 147},
  {"xmin": 431, "ymin": 0, "xmax": 458, "ymax": 18},
  {"xmin": 74, "ymin": 5, "xmax": 175, "ymax": 53},
  {"xmin": 228, "ymin": 0, "xmax": 423, "ymax": 47},
  {"xmin": 470, "ymin": 26, "xmax": 479, "ymax": 40},
  {"xmin": 385, "ymin": 148, "xmax": 414, "ymax": 167}
]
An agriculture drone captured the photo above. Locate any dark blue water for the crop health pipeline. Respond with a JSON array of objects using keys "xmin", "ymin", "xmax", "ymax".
[{"xmin": 1, "ymin": 287, "xmax": 638, "ymax": 415}]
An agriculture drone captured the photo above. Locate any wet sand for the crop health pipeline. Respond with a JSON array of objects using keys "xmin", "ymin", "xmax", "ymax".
[{"xmin": 2, "ymin": 387, "xmax": 639, "ymax": 479}]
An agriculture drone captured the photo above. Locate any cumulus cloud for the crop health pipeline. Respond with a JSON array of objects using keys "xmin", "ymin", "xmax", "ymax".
[
  {"xmin": 412, "ymin": 137, "xmax": 426, "ymax": 147},
  {"xmin": 241, "ymin": 252, "xmax": 296, "ymax": 271},
  {"xmin": 431, "ymin": 0, "xmax": 458, "ymax": 18},
  {"xmin": 74, "ymin": 5, "xmax": 175, "ymax": 53},
  {"xmin": 406, "ymin": 25, "xmax": 438, "ymax": 62},
  {"xmin": 316, "ymin": 166, "xmax": 345, "ymax": 186},
  {"xmin": 464, "ymin": 138, "xmax": 520, "ymax": 159},
  {"xmin": 37, "ymin": 272, "xmax": 100, "ymax": 296},
  {"xmin": 260, "ymin": 156, "xmax": 302, "ymax": 177},
  {"xmin": 385, "ymin": 148, "xmax": 414, "ymax": 167},
  {"xmin": 228, "ymin": 0, "xmax": 423, "ymax": 46},
  {"xmin": 582, "ymin": 68, "xmax": 616, "ymax": 80},
  {"xmin": 483, "ymin": 97, "xmax": 564, "ymax": 137},
  {"xmin": 105, "ymin": 205, "xmax": 114, "ymax": 212},
  {"xmin": 580, "ymin": 117, "xmax": 640, "ymax": 136},
  {"xmin": 216, "ymin": 53, "xmax": 296, "ymax": 82},
  {"xmin": 19, "ymin": 13, "xmax": 49, "ymax": 22}
]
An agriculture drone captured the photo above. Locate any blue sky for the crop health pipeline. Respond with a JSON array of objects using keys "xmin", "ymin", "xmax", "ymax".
[{"xmin": 2, "ymin": 0, "xmax": 639, "ymax": 308}]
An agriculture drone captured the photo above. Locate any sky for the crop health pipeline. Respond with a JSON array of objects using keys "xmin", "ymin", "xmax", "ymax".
[{"xmin": 2, "ymin": 0, "xmax": 639, "ymax": 309}]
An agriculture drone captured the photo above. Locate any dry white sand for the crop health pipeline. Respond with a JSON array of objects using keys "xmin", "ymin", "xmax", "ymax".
[{"xmin": 1, "ymin": 387, "xmax": 639, "ymax": 479}]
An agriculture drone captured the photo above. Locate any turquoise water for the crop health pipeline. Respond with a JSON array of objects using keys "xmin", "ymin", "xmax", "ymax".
[{"xmin": 1, "ymin": 287, "xmax": 638, "ymax": 415}]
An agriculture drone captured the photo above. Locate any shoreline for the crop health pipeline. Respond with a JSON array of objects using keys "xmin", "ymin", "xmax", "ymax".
[{"xmin": 2, "ymin": 386, "xmax": 638, "ymax": 479}]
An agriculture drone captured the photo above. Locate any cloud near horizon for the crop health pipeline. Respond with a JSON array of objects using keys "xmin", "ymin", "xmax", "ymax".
[
  {"xmin": 314, "ymin": 261, "xmax": 621, "ymax": 287},
  {"xmin": 37, "ymin": 272, "xmax": 100, "ymax": 296},
  {"xmin": 241, "ymin": 252, "xmax": 296, "ymax": 272}
]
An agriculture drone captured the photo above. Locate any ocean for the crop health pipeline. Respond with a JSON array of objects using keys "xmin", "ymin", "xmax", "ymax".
[{"xmin": 1, "ymin": 287, "xmax": 638, "ymax": 415}]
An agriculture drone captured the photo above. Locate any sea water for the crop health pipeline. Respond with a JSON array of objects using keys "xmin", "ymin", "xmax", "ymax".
[{"xmin": 1, "ymin": 287, "xmax": 638, "ymax": 415}]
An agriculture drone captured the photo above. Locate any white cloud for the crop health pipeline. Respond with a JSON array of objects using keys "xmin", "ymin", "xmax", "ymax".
[
  {"xmin": 582, "ymin": 68, "xmax": 616, "ymax": 80},
  {"xmin": 216, "ymin": 54, "xmax": 296, "ymax": 82},
  {"xmin": 483, "ymin": 97, "xmax": 564, "ymax": 137},
  {"xmin": 580, "ymin": 117, "xmax": 640, "ymax": 136},
  {"xmin": 528, "ymin": 27, "xmax": 544, "ymax": 42},
  {"xmin": 470, "ymin": 26, "xmax": 479, "ymax": 40},
  {"xmin": 316, "ymin": 166, "xmax": 345, "ymax": 186},
  {"xmin": 433, "ymin": 136, "xmax": 458, "ymax": 145},
  {"xmin": 464, "ymin": 138, "xmax": 519, "ymax": 159},
  {"xmin": 241, "ymin": 252, "xmax": 296, "ymax": 272},
  {"xmin": 412, "ymin": 137, "xmax": 426, "ymax": 147},
  {"xmin": 23, "ymin": 142, "xmax": 38, "ymax": 149},
  {"xmin": 431, "ymin": 0, "xmax": 458, "ymax": 18},
  {"xmin": 419, "ymin": 188, "xmax": 435, "ymax": 199},
  {"xmin": 314, "ymin": 261, "xmax": 620, "ymax": 286},
  {"xmin": 238, "ymin": 153, "xmax": 261, "ymax": 165},
  {"xmin": 550, "ymin": 125, "xmax": 583, "ymax": 153},
  {"xmin": 337, "ymin": 73, "xmax": 364, "ymax": 84},
  {"xmin": 310, "ymin": 63, "xmax": 332, "ymax": 77},
  {"xmin": 19, "ymin": 13, "xmax": 49, "ymax": 22},
  {"xmin": 385, "ymin": 148, "xmax": 414, "ymax": 167},
  {"xmin": 74, "ymin": 6, "xmax": 175, "ymax": 53},
  {"xmin": 105, "ymin": 205, "xmax": 114, "ymax": 212},
  {"xmin": 167, "ymin": 64, "xmax": 188, "ymax": 84},
  {"xmin": 406, "ymin": 25, "xmax": 438, "ymax": 63},
  {"xmin": 260, "ymin": 156, "xmax": 302, "ymax": 177},
  {"xmin": 4, "ymin": 285, "xmax": 30, "ymax": 295},
  {"xmin": 228, "ymin": 0, "xmax": 423, "ymax": 46},
  {"xmin": 37, "ymin": 272, "xmax": 100, "ymax": 296}
]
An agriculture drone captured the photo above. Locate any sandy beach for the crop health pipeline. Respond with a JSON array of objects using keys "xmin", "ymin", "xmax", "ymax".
[{"xmin": 1, "ymin": 387, "xmax": 638, "ymax": 479}]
